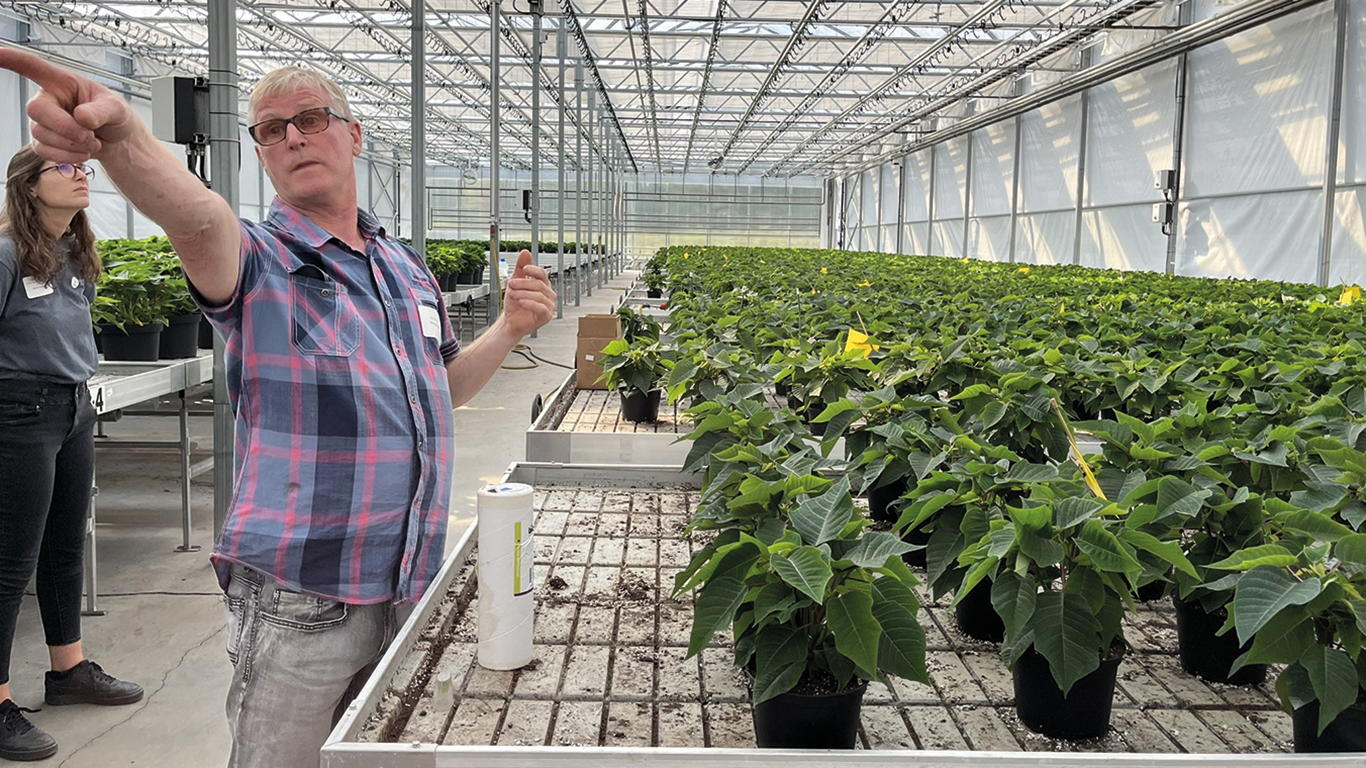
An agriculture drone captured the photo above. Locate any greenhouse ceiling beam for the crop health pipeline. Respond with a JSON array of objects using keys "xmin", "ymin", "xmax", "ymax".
[
  {"xmin": 734, "ymin": 0, "xmax": 936, "ymax": 175},
  {"xmin": 797, "ymin": 0, "xmax": 1159, "ymax": 173},
  {"xmin": 711, "ymin": 0, "xmax": 831, "ymax": 171},
  {"xmin": 676, "ymin": 0, "xmax": 718, "ymax": 175},
  {"xmin": 555, "ymin": 0, "xmax": 638, "ymax": 171},
  {"xmin": 442, "ymin": 0, "xmax": 593, "ymax": 170},
  {"xmin": 633, "ymin": 0, "xmax": 663, "ymax": 168},
  {"xmin": 763, "ymin": 0, "xmax": 1013, "ymax": 175},
  {"xmin": 831, "ymin": 0, "xmax": 1327, "ymax": 177}
]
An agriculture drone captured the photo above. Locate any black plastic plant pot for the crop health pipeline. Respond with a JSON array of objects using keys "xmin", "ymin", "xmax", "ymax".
[
  {"xmin": 1293, "ymin": 700, "xmax": 1366, "ymax": 752},
  {"xmin": 752, "ymin": 681, "xmax": 867, "ymax": 749},
  {"xmin": 1172, "ymin": 598, "xmax": 1267, "ymax": 686},
  {"xmin": 647, "ymin": 288, "xmax": 662, "ymax": 299},
  {"xmin": 866, "ymin": 478, "xmax": 908, "ymax": 524},
  {"xmin": 455, "ymin": 269, "xmax": 485, "ymax": 285},
  {"xmin": 159, "ymin": 313, "xmax": 202, "ymax": 359},
  {"xmin": 954, "ymin": 578, "xmax": 1005, "ymax": 643},
  {"xmin": 1135, "ymin": 579, "xmax": 1167, "ymax": 602},
  {"xmin": 775, "ymin": 381, "xmax": 791, "ymax": 398},
  {"xmin": 99, "ymin": 322, "xmax": 164, "ymax": 362},
  {"xmin": 620, "ymin": 389, "xmax": 662, "ymax": 423},
  {"xmin": 900, "ymin": 528, "xmax": 932, "ymax": 568},
  {"xmin": 438, "ymin": 273, "xmax": 457, "ymax": 291},
  {"xmin": 1013, "ymin": 646, "xmax": 1123, "ymax": 740},
  {"xmin": 198, "ymin": 316, "xmax": 216, "ymax": 349}
]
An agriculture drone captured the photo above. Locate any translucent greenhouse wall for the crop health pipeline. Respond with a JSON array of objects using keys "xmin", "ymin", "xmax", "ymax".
[
  {"xmin": 429, "ymin": 170, "xmax": 823, "ymax": 256},
  {"xmin": 0, "ymin": 16, "xmax": 409, "ymax": 242},
  {"xmin": 836, "ymin": 0, "xmax": 1366, "ymax": 286}
]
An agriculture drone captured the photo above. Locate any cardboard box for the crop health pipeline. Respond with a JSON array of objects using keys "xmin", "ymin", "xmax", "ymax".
[
  {"xmin": 577, "ymin": 314, "xmax": 623, "ymax": 390},
  {"xmin": 578, "ymin": 314, "xmax": 622, "ymax": 338},
  {"xmin": 577, "ymin": 337, "xmax": 618, "ymax": 390}
]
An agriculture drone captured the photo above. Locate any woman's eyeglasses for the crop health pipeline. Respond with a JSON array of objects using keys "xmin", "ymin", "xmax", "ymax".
[{"xmin": 36, "ymin": 163, "xmax": 95, "ymax": 181}]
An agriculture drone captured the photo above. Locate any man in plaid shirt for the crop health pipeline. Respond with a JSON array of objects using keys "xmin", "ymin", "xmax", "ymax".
[{"xmin": 2, "ymin": 52, "xmax": 557, "ymax": 767}]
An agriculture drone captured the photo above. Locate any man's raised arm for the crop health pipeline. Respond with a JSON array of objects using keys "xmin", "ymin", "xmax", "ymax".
[{"xmin": 1, "ymin": 49, "xmax": 241, "ymax": 304}]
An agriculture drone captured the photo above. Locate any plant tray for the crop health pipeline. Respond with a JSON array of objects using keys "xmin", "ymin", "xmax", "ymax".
[{"xmin": 322, "ymin": 464, "xmax": 1345, "ymax": 768}]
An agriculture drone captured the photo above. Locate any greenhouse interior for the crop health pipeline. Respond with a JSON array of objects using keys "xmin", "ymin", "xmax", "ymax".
[{"xmin": 0, "ymin": 0, "xmax": 1363, "ymax": 765}]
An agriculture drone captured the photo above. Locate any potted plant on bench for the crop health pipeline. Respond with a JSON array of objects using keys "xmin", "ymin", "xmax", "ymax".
[{"xmin": 597, "ymin": 338, "xmax": 674, "ymax": 423}]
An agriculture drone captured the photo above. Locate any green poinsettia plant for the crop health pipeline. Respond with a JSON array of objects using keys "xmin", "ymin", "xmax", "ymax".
[
  {"xmin": 597, "ymin": 338, "xmax": 674, "ymax": 397},
  {"xmin": 1213, "ymin": 437, "xmax": 1366, "ymax": 736},
  {"xmin": 674, "ymin": 473, "xmax": 930, "ymax": 703},
  {"xmin": 955, "ymin": 470, "xmax": 1197, "ymax": 695}
]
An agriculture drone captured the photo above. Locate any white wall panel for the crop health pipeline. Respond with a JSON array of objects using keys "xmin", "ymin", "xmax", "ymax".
[
  {"xmin": 87, "ymin": 192, "xmax": 127, "ymax": 240},
  {"xmin": 879, "ymin": 161, "xmax": 899, "ymax": 251},
  {"xmin": 0, "ymin": 71, "xmax": 20, "ymax": 172},
  {"xmin": 1176, "ymin": 189, "xmax": 1321, "ymax": 281},
  {"xmin": 903, "ymin": 151, "xmax": 931, "ymax": 224},
  {"xmin": 861, "ymin": 168, "xmax": 880, "ymax": 251},
  {"xmin": 1341, "ymin": 0, "xmax": 1365, "ymax": 186},
  {"xmin": 969, "ymin": 215, "xmax": 1012, "ymax": 261},
  {"xmin": 1330, "ymin": 188, "xmax": 1366, "ymax": 285},
  {"xmin": 1081, "ymin": 205, "xmax": 1169, "ymax": 272},
  {"xmin": 932, "ymin": 220, "xmax": 964, "ymax": 258},
  {"xmin": 902, "ymin": 222, "xmax": 931, "ymax": 255},
  {"xmin": 1020, "ymin": 95, "xmax": 1082, "ymax": 214},
  {"xmin": 971, "ymin": 123, "xmax": 1015, "ymax": 217},
  {"xmin": 1085, "ymin": 61, "xmax": 1177, "ymax": 207},
  {"xmin": 1184, "ymin": 5, "xmax": 1332, "ymax": 198},
  {"xmin": 933, "ymin": 138, "xmax": 968, "ymax": 220},
  {"xmin": 1017, "ymin": 211, "xmax": 1075, "ymax": 265}
]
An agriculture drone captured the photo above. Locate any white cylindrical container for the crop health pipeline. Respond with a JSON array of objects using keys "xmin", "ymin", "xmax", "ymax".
[{"xmin": 476, "ymin": 482, "xmax": 535, "ymax": 670}]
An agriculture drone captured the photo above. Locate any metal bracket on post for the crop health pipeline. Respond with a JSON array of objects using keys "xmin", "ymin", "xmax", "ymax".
[{"xmin": 175, "ymin": 389, "xmax": 201, "ymax": 553}]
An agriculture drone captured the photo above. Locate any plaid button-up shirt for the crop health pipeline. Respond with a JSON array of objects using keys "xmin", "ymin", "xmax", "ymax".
[{"xmin": 195, "ymin": 200, "xmax": 458, "ymax": 604}]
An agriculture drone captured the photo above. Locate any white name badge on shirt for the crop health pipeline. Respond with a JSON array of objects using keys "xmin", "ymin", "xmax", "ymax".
[
  {"xmin": 22, "ymin": 277, "xmax": 54, "ymax": 300},
  {"xmin": 418, "ymin": 304, "xmax": 442, "ymax": 341}
]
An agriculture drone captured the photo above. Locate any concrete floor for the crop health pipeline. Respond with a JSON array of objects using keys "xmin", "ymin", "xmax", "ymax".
[{"xmin": 4, "ymin": 265, "xmax": 638, "ymax": 767}]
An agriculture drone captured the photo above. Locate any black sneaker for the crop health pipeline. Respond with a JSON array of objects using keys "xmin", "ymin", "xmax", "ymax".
[
  {"xmin": 0, "ymin": 699, "xmax": 57, "ymax": 762},
  {"xmin": 44, "ymin": 661, "xmax": 144, "ymax": 706}
]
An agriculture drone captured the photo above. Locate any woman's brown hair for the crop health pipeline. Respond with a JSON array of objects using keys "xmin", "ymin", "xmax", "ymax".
[{"xmin": 0, "ymin": 144, "xmax": 100, "ymax": 285}]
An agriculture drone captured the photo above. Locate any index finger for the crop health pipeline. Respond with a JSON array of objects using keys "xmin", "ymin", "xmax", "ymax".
[{"xmin": 0, "ymin": 49, "xmax": 78, "ymax": 100}]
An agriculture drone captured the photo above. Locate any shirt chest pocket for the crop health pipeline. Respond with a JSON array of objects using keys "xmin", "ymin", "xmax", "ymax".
[{"xmin": 290, "ymin": 271, "xmax": 361, "ymax": 357}]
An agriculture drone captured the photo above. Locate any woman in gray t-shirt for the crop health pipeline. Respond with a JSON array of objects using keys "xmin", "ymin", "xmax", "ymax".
[{"xmin": 0, "ymin": 145, "xmax": 143, "ymax": 762}]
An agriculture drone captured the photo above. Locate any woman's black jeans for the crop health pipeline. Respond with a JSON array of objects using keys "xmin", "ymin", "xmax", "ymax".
[{"xmin": 0, "ymin": 379, "xmax": 95, "ymax": 686}]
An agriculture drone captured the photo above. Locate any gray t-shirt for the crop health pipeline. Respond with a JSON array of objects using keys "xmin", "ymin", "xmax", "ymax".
[{"xmin": 0, "ymin": 234, "xmax": 98, "ymax": 384}]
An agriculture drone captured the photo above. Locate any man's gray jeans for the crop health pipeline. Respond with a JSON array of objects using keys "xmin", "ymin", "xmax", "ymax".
[{"xmin": 223, "ymin": 564, "xmax": 405, "ymax": 768}]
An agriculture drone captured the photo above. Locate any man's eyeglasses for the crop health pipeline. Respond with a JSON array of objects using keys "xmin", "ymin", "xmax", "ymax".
[
  {"xmin": 36, "ymin": 163, "xmax": 95, "ymax": 181},
  {"xmin": 248, "ymin": 107, "xmax": 349, "ymax": 147}
]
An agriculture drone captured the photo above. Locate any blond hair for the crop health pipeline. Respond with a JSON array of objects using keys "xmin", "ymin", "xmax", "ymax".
[{"xmin": 248, "ymin": 66, "xmax": 354, "ymax": 123}]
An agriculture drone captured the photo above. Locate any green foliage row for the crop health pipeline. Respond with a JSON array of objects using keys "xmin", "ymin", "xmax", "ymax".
[
  {"xmin": 91, "ymin": 236, "xmax": 196, "ymax": 330},
  {"xmin": 658, "ymin": 245, "xmax": 1366, "ymax": 728}
]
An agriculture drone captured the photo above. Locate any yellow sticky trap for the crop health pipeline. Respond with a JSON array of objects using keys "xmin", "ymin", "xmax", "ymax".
[
  {"xmin": 858, "ymin": 280, "xmax": 872, "ymax": 287},
  {"xmin": 1051, "ymin": 399, "xmax": 1106, "ymax": 500},
  {"xmin": 1059, "ymin": 302, "xmax": 1065, "ymax": 314},
  {"xmin": 1018, "ymin": 267, "xmax": 1031, "ymax": 275},
  {"xmin": 821, "ymin": 267, "xmax": 828, "ymax": 275},
  {"xmin": 1339, "ymin": 285, "xmax": 1361, "ymax": 306},
  {"xmin": 846, "ymin": 329, "xmax": 880, "ymax": 358}
]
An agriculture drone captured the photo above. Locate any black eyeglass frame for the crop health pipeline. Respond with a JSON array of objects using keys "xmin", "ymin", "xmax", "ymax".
[
  {"xmin": 247, "ymin": 106, "xmax": 350, "ymax": 147},
  {"xmin": 35, "ymin": 163, "xmax": 96, "ymax": 181}
]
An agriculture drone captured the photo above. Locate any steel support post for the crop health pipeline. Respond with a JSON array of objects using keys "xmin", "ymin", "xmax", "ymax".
[
  {"xmin": 1072, "ymin": 48, "xmax": 1092, "ymax": 266},
  {"xmin": 530, "ymin": 3, "xmax": 542, "ymax": 337},
  {"xmin": 488, "ymin": 0, "xmax": 503, "ymax": 322},
  {"xmin": 1318, "ymin": 0, "xmax": 1349, "ymax": 286},
  {"xmin": 208, "ymin": 0, "xmax": 239, "ymax": 542},
  {"xmin": 556, "ymin": 26, "xmax": 567, "ymax": 319},
  {"xmin": 412, "ymin": 0, "xmax": 427, "ymax": 258},
  {"xmin": 575, "ymin": 62, "xmax": 585, "ymax": 306},
  {"xmin": 1165, "ymin": 1, "xmax": 1193, "ymax": 275}
]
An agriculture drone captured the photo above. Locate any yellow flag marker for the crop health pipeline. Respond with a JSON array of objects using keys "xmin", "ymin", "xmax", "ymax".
[
  {"xmin": 858, "ymin": 280, "xmax": 872, "ymax": 287},
  {"xmin": 1339, "ymin": 285, "xmax": 1361, "ymax": 306},
  {"xmin": 1051, "ymin": 398, "xmax": 1106, "ymax": 500},
  {"xmin": 846, "ymin": 329, "xmax": 880, "ymax": 358}
]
